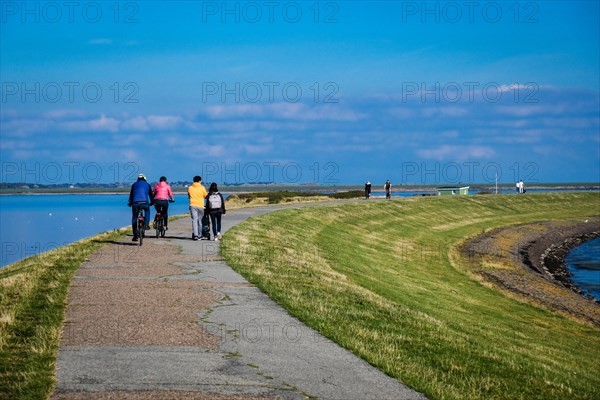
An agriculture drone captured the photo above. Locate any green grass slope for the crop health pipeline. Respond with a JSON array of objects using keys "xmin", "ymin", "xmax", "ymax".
[
  {"xmin": 222, "ymin": 192, "xmax": 600, "ymax": 400},
  {"xmin": 0, "ymin": 231, "xmax": 123, "ymax": 399}
]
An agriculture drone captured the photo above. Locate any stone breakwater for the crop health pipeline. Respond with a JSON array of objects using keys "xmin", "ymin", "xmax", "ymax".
[
  {"xmin": 521, "ymin": 219, "xmax": 600, "ymax": 295},
  {"xmin": 462, "ymin": 217, "xmax": 600, "ymax": 326},
  {"xmin": 539, "ymin": 232, "xmax": 600, "ymax": 294}
]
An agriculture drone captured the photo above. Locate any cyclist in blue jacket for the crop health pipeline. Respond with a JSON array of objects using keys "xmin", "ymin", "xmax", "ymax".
[{"xmin": 128, "ymin": 174, "xmax": 154, "ymax": 241}]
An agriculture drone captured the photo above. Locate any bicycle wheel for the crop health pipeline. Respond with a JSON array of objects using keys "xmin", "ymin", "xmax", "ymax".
[
  {"xmin": 138, "ymin": 217, "xmax": 144, "ymax": 246},
  {"xmin": 155, "ymin": 215, "xmax": 162, "ymax": 238}
]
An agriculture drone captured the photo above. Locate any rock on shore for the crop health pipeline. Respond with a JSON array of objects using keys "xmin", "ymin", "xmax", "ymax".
[{"xmin": 462, "ymin": 217, "xmax": 600, "ymax": 326}]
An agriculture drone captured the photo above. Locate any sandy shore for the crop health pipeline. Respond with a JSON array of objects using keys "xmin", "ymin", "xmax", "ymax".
[{"xmin": 462, "ymin": 217, "xmax": 600, "ymax": 326}]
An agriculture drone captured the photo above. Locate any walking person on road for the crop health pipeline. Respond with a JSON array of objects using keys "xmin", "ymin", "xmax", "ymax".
[
  {"xmin": 128, "ymin": 174, "xmax": 154, "ymax": 242},
  {"xmin": 188, "ymin": 176, "xmax": 207, "ymax": 241},
  {"xmin": 153, "ymin": 176, "xmax": 175, "ymax": 230},
  {"xmin": 206, "ymin": 182, "xmax": 226, "ymax": 241},
  {"xmin": 364, "ymin": 181, "xmax": 372, "ymax": 199},
  {"xmin": 384, "ymin": 180, "xmax": 392, "ymax": 200}
]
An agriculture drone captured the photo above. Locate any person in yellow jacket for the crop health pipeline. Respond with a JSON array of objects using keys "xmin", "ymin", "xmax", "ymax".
[{"xmin": 188, "ymin": 175, "xmax": 207, "ymax": 240}]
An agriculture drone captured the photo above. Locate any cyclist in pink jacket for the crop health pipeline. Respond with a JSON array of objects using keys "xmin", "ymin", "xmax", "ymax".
[{"xmin": 153, "ymin": 176, "xmax": 175, "ymax": 230}]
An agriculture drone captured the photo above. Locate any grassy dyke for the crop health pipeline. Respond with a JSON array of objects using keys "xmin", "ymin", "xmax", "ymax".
[
  {"xmin": 0, "ymin": 230, "xmax": 123, "ymax": 399},
  {"xmin": 225, "ymin": 190, "xmax": 364, "ymax": 207},
  {"xmin": 221, "ymin": 192, "xmax": 600, "ymax": 400}
]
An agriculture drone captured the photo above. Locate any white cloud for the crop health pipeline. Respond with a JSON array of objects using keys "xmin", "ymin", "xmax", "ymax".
[
  {"xmin": 498, "ymin": 84, "xmax": 532, "ymax": 93},
  {"xmin": 493, "ymin": 129, "xmax": 545, "ymax": 144},
  {"xmin": 204, "ymin": 104, "xmax": 262, "ymax": 118},
  {"xmin": 120, "ymin": 115, "xmax": 182, "ymax": 131},
  {"xmin": 120, "ymin": 149, "xmax": 141, "ymax": 160},
  {"xmin": 1, "ymin": 118, "xmax": 51, "ymax": 135},
  {"xmin": 119, "ymin": 133, "xmax": 145, "ymax": 146},
  {"xmin": 43, "ymin": 110, "xmax": 87, "ymax": 119},
  {"xmin": 541, "ymin": 117, "xmax": 597, "ymax": 129},
  {"xmin": 387, "ymin": 107, "xmax": 417, "ymax": 118},
  {"xmin": 1, "ymin": 83, "xmax": 597, "ymax": 184},
  {"xmin": 147, "ymin": 115, "xmax": 181, "ymax": 129},
  {"xmin": 202, "ymin": 103, "xmax": 364, "ymax": 122},
  {"xmin": 494, "ymin": 102, "xmax": 590, "ymax": 118},
  {"xmin": 300, "ymin": 104, "xmax": 366, "ymax": 122},
  {"xmin": 257, "ymin": 121, "xmax": 307, "ymax": 131},
  {"xmin": 122, "ymin": 116, "xmax": 149, "ymax": 131},
  {"xmin": 64, "ymin": 114, "xmax": 120, "ymax": 132},
  {"xmin": 205, "ymin": 145, "xmax": 226, "ymax": 157},
  {"xmin": 496, "ymin": 105, "xmax": 548, "ymax": 117}
]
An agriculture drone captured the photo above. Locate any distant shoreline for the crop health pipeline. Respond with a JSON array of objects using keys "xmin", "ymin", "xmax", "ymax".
[
  {"xmin": 0, "ymin": 192, "xmax": 131, "ymax": 196},
  {"xmin": 1, "ymin": 183, "xmax": 599, "ymax": 196}
]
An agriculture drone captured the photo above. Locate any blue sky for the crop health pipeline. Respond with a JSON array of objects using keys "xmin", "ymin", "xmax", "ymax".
[{"xmin": 1, "ymin": 1, "xmax": 599, "ymax": 185}]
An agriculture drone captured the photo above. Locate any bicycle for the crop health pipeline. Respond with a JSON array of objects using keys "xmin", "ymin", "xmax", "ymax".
[
  {"xmin": 154, "ymin": 211, "xmax": 166, "ymax": 238},
  {"xmin": 153, "ymin": 199, "xmax": 173, "ymax": 238},
  {"xmin": 136, "ymin": 207, "xmax": 146, "ymax": 246}
]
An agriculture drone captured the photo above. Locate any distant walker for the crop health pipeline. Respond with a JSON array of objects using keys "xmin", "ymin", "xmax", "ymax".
[{"xmin": 384, "ymin": 180, "xmax": 392, "ymax": 199}]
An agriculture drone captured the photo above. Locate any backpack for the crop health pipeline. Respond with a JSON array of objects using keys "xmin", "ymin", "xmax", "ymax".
[{"xmin": 208, "ymin": 192, "xmax": 222, "ymax": 210}]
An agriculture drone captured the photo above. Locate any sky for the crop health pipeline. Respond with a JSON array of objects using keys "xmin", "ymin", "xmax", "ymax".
[{"xmin": 1, "ymin": 1, "xmax": 599, "ymax": 185}]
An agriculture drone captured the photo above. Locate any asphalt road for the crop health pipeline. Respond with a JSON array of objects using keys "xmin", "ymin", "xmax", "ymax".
[{"xmin": 53, "ymin": 201, "xmax": 427, "ymax": 400}]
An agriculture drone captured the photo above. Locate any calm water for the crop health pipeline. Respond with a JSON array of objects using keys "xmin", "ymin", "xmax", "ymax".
[
  {"xmin": 0, "ymin": 194, "xmax": 192, "ymax": 267},
  {"xmin": 564, "ymin": 237, "xmax": 600, "ymax": 301},
  {"xmin": 1, "ymin": 191, "xmax": 599, "ymax": 272}
]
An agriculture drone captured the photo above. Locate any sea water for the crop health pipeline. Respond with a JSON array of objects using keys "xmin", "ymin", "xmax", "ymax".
[
  {"xmin": 2, "ymin": 191, "xmax": 599, "ymax": 271},
  {"xmin": 0, "ymin": 194, "xmax": 193, "ymax": 267},
  {"xmin": 564, "ymin": 237, "xmax": 600, "ymax": 301}
]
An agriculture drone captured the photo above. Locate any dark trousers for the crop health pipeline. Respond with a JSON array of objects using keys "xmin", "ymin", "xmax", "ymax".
[
  {"xmin": 210, "ymin": 212, "xmax": 222, "ymax": 237},
  {"xmin": 132, "ymin": 202, "xmax": 150, "ymax": 236},
  {"xmin": 154, "ymin": 200, "xmax": 169, "ymax": 226}
]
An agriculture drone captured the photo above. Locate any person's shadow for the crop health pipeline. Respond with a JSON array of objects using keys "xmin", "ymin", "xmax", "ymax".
[{"xmin": 92, "ymin": 238, "xmax": 140, "ymax": 247}]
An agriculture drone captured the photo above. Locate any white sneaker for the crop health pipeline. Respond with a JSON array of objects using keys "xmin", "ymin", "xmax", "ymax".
[
  {"xmin": 217, "ymin": 232, "xmax": 222, "ymax": 240},
  {"xmin": 214, "ymin": 237, "xmax": 219, "ymax": 241}
]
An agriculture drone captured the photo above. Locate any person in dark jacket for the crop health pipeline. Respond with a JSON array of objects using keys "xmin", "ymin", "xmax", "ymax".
[
  {"xmin": 128, "ymin": 174, "xmax": 154, "ymax": 241},
  {"xmin": 205, "ymin": 182, "xmax": 226, "ymax": 241}
]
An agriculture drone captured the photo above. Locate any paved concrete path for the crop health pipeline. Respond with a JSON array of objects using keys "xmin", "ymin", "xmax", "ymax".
[{"xmin": 52, "ymin": 202, "xmax": 427, "ymax": 400}]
